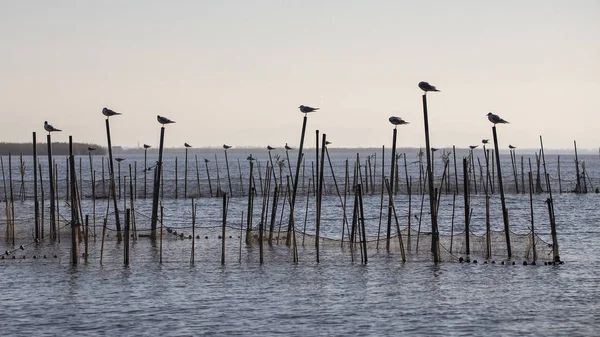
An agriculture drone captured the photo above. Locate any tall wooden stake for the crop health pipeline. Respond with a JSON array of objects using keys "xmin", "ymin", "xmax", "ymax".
[
  {"xmin": 151, "ymin": 127, "xmax": 165, "ymax": 239},
  {"xmin": 492, "ymin": 125, "xmax": 511, "ymax": 258},
  {"xmin": 422, "ymin": 94, "xmax": 440, "ymax": 261},
  {"xmin": 105, "ymin": 118, "xmax": 121, "ymax": 236}
]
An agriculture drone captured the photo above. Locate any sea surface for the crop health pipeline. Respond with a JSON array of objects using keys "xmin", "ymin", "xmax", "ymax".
[{"xmin": 0, "ymin": 148, "xmax": 599, "ymax": 336}]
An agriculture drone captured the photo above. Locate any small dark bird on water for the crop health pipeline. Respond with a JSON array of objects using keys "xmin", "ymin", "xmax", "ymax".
[
  {"xmin": 88, "ymin": 146, "xmax": 96, "ymax": 151},
  {"xmin": 389, "ymin": 116, "xmax": 409, "ymax": 126},
  {"xmin": 299, "ymin": 105, "xmax": 319, "ymax": 113},
  {"xmin": 102, "ymin": 107, "xmax": 122, "ymax": 118},
  {"xmin": 44, "ymin": 121, "xmax": 61, "ymax": 133},
  {"xmin": 184, "ymin": 143, "xmax": 192, "ymax": 148},
  {"xmin": 267, "ymin": 145, "xmax": 275, "ymax": 151},
  {"xmin": 509, "ymin": 145, "xmax": 516, "ymax": 149},
  {"xmin": 285, "ymin": 143, "xmax": 292, "ymax": 151},
  {"xmin": 487, "ymin": 112, "xmax": 509, "ymax": 124},
  {"xmin": 223, "ymin": 144, "xmax": 232, "ymax": 150},
  {"xmin": 157, "ymin": 115, "xmax": 175, "ymax": 125},
  {"xmin": 143, "ymin": 144, "xmax": 151, "ymax": 149},
  {"xmin": 482, "ymin": 139, "xmax": 489, "ymax": 144},
  {"xmin": 418, "ymin": 81, "xmax": 440, "ymax": 93}
]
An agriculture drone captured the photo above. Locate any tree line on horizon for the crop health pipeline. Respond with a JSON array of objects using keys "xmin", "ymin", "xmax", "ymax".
[{"xmin": 0, "ymin": 142, "xmax": 106, "ymax": 156}]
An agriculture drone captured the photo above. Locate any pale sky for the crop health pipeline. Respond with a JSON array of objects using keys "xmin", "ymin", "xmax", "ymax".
[{"xmin": 1, "ymin": 1, "xmax": 598, "ymax": 150}]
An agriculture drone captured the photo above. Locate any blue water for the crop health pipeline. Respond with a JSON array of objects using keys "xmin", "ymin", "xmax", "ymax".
[{"xmin": 1, "ymin": 150, "xmax": 599, "ymax": 336}]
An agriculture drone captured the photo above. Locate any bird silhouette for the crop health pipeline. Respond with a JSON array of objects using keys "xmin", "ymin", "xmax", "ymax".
[
  {"xmin": 418, "ymin": 81, "xmax": 440, "ymax": 93},
  {"xmin": 509, "ymin": 145, "xmax": 516, "ymax": 149},
  {"xmin": 285, "ymin": 143, "xmax": 292, "ymax": 151},
  {"xmin": 431, "ymin": 148, "xmax": 439, "ymax": 152},
  {"xmin": 102, "ymin": 107, "xmax": 121, "ymax": 117},
  {"xmin": 267, "ymin": 145, "xmax": 275, "ymax": 151},
  {"xmin": 157, "ymin": 115, "xmax": 175, "ymax": 125},
  {"xmin": 143, "ymin": 144, "xmax": 151, "ymax": 149},
  {"xmin": 487, "ymin": 112, "xmax": 509, "ymax": 124},
  {"xmin": 115, "ymin": 158, "xmax": 125, "ymax": 162},
  {"xmin": 44, "ymin": 121, "xmax": 61, "ymax": 133},
  {"xmin": 299, "ymin": 105, "xmax": 319, "ymax": 113},
  {"xmin": 184, "ymin": 143, "xmax": 192, "ymax": 148},
  {"xmin": 223, "ymin": 144, "xmax": 232, "ymax": 150},
  {"xmin": 482, "ymin": 139, "xmax": 489, "ymax": 144},
  {"xmin": 469, "ymin": 145, "xmax": 478, "ymax": 149},
  {"xmin": 389, "ymin": 116, "xmax": 409, "ymax": 126},
  {"xmin": 87, "ymin": 146, "xmax": 96, "ymax": 151},
  {"xmin": 204, "ymin": 158, "xmax": 210, "ymax": 163}
]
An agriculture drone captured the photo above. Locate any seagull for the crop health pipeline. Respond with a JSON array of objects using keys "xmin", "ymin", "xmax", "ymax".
[
  {"xmin": 267, "ymin": 145, "xmax": 275, "ymax": 151},
  {"xmin": 418, "ymin": 81, "xmax": 440, "ymax": 93},
  {"xmin": 223, "ymin": 144, "xmax": 232, "ymax": 150},
  {"xmin": 469, "ymin": 145, "xmax": 478, "ymax": 149},
  {"xmin": 431, "ymin": 148, "xmax": 439, "ymax": 152},
  {"xmin": 509, "ymin": 145, "xmax": 516, "ymax": 149},
  {"xmin": 487, "ymin": 112, "xmax": 509, "ymax": 124},
  {"xmin": 482, "ymin": 139, "xmax": 489, "ymax": 144},
  {"xmin": 299, "ymin": 105, "xmax": 319, "ymax": 113},
  {"xmin": 184, "ymin": 143, "xmax": 192, "ymax": 148},
  {"xmin": 285, "ymin": 143, "xmax": 292, "ymax": 151},
  {"xmin": 87, "ymin": 146, "xmax": 96, "ymax": 151},
  {"xmin": 157, "ymin": 115, "xmax": 175, "ymax": 125},
  {"xmin": 102, "ymin": 107, "xmax": 121, "ymax": 118},
  {"xmin": 204, "ymin": 158, "xmax": 210, "ymax": 163},
  {"xmin": 115, "ymin": 158, "xmax": 125, "ymax": 162},
  {"xmin": 143, "ymin": 144, "xmax": 151, "ymax": 149},
  {"xmin": 389, "ymin": 116, "xmax": 409, "ymax": 126},
  {"xmin": 44, "ymin": 121, "xmax": 61, "ymax": 133}
]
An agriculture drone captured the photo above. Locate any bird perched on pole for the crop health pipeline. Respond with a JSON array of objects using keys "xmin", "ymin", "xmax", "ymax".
[
  {"xmin": 157, "ymin": 115, "xmax": 175, "ymax": 125},
  {"xmin": 115, "ymin": 158, "xmax": 125, "ymax": 163},
  {"xmin": 418, "ymin": 81, "xmax": 440, "ymax": 93},
  {"xmin": 285, "ymin": 143, "xmax": 292, "ymax": 151},
  {"xmin": 299, "ymin": 105, "xmax": 319, "ymax": 113},
  {"xmin": 487, "ymin": 112, "xmax": 509, "ymax": 124},
  {"xmin": 509, "ymin": 145, "xmax": 516, "ymax": 149},
  {"xmin": 102, "ymin": 107, "xmax": 122, "ymax": 118},
  {"xmin": 482, "ymin": 139, "xmax": 489, "ymax": 144},
  {"xmin": 267, "ymin": 145, "xmax": 275, "ymax": 151},
  {"xmin": 184, "ymin": 143, "xmax": 192, "ymax": 148},
  {"xmin": 44, "ymin": 121, "xmax": 61, "ymax": 134},
  {"xmin": 223, "ymin": 144, "xmax": 232, "ymax": 150},
  {"xmin": 469, "ymin": 145, "xmax": 478, "ymax": 149},
  {"xmin": 389, "ymin": 116, "xmax": 409, "ymax": 127},
  {"xmin": 87, "ymin": 146, "xmax": 96, "ymax": 151},
  {"xmin": 143, "ymin": 144, "xmax": 151, "ymax": 149}
]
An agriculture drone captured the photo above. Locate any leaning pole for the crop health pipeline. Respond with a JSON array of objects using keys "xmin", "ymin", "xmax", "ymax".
[
  {"xmin": 105, "ymin": 118, "xmax": 121, "ymax": 236},
  {"xmin": 151, "ymin": 127, "xmax": 166, "ymax": 239},
  {"xmin": 492, "ymin": 125, "xmax": 511, "ymax": 258}
]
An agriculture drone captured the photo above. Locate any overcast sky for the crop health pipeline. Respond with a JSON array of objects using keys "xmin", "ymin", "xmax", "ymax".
[{"xmin": 1, "ymin": 1, "xmax": 598, "ymax": 151}]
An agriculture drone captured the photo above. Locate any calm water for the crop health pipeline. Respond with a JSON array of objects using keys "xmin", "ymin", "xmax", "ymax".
[{"xmin": 1, "ymin": 149, "xmax": 599, "ymax": 336}]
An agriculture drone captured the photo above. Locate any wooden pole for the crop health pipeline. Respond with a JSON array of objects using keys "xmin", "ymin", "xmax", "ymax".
[
  {"xmin": 150, "ymin": 127, "xmax": 165, "ymax": 239},
  {"xmin": 463, "ymin": 158, "xmax": 470, "ymax": 256},
  {"xmin": 288, "ymin": 115, "xmax": 308, "ymax": 263},
  {"xmin": 105, "ymin": 119, "xmax": 121, "ymax": 236},
  {"xmin": 69, "ymin": 136, "xmax": 79, "ymax": 265},
  {"xmin": 315, "ymin": 133, "xmax": 327, "ymax": 263},
  {"xmin": 144, "ymin": 146, "xmax": 148, "ymax": 198},
  {"xmin": 174, "ymin": 156, "xmax": 178, "ymax": 199},
  {"xmin": 184, "ymin": 147, "xmax": 189, "ymax": 199},
  {"xmin": 492, "ymin": 126, "xmax": 511, "ymax": 258},
  {"xmin": 421, "ymin": 94, "xmax": 440, "ymax": 261},
  {"xmin": 528, "ymin": 169, "xmax": 537, "ymax": 263},
  {"xmin": 221, "ymin": 193, "xmax": 227, "ymax": 265},
  {"xmin": 124, "ymin": 209, "xmax": 130, "ymax": 265},
  {"xmin": 47, "ymin": 134, "xmax": 57, "ymax": 240},
  {"xmin": 224, "ymin": 148, "xmax": 233, "ymax": 196},
  {"xmin": 205, "ymin": 158, "xmax": 213, "ymax": 197},
  {"xmin": 245, "ymin": 158, "xmax": 254, "ymax": 245},
  {"xmin": 387, "ymin": 127, "xmax": 397, "ymax": 252},
  {"xmin": 84, "ymin": 215, "xmax": 89, "ymax": 264},
  {"xmin": 574, "ymin": 141, "xmax": 581, "ymax": 193},
  {"xmin": 557, "ymin": 155, "xmax": 562, "ymax": 194}
]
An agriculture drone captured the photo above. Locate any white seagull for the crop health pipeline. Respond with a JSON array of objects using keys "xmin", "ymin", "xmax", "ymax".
[
  {"xmin": 44, "ymin": 121, "xmax": 61, "ymax": 133},
  {"xmin": 102, "ymin": 107, "xmax": 122, "ymax": 117},
  {"xmin": 157, "ymin": 115, "xmax": 175, "ymax": 125},
  {"xmin": 487, "ymin": 112, "xmax": 509, "ymax": 124},
  {"xmin": 389, "ymin": 116, "xmax": 409, "ymax": 126},
  {"xmin": 299, "ymin": 105, "xmax": 319, "ymax": 113},
  {"xmin": 418, "ymin": 81, "xmax": 440, "ymax": 93}
]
